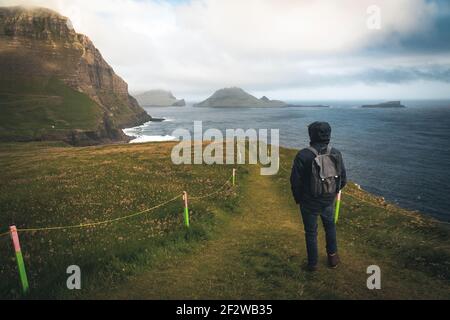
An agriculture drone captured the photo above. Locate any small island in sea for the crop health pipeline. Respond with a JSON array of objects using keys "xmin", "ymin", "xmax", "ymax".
[
  {"xmin": 194, "ymin": 87, "xmax": 329, "ymax": 108},
  {"xmin": 361, "ymin": 101, "xmax": 406, "ymax": 109},
  {"xmin": 135, "ymin": 90, "xmax": 186, "ymax": 107}
]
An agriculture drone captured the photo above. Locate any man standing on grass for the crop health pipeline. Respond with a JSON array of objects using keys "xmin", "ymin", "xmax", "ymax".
[{"xmin": 290, "ymin": 122, "xmax": 347, "ymax": 271}]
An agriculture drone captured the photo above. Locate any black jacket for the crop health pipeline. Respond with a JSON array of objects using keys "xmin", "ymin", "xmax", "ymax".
[{"xmin": 290, "ymin": 142, "xmax": 347, "ymax": 210}]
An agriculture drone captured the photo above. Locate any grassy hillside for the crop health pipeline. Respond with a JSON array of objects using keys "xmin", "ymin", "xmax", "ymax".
[
  {"xmin": 0, "ymin": 142, "xmax": 448, "ymax": 299},
  {"xmin": 0, "ymin": 78, "xmax": 102, "ymax": 141}
]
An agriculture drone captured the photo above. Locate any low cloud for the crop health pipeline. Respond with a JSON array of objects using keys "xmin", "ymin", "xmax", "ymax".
[{"xmin": 1, "ymin": 0, "xmax": 449, "ymax": 99}]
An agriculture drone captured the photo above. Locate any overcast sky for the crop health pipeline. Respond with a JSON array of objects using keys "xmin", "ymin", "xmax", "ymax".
[{"xmin": 2, "ymin": 0, "xmax": 450, "ymax": 100}]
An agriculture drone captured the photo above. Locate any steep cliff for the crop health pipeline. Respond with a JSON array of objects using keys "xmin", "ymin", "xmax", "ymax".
[{"xmin": 0, "ymin": 6, "xmax": 151, "ymax": 145}]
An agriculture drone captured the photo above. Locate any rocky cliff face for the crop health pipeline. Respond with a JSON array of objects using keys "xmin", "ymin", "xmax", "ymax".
[{"xmin": 0, "ymin": 6, "xmax": 151, "ymax": 144}]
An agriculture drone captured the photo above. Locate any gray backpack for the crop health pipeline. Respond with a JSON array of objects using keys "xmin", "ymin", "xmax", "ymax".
[{"xmin": 307, "ymin": 146, "xmax": 341, "ymax": 197}]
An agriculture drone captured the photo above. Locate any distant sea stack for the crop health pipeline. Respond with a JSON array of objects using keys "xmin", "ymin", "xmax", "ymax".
[
  {"xmin": 259, "ymin": 96, "xmax": 287, "ymax": 107},
  {"xmin": 0, "ymin": 6, "xmax": 151, "ymax": 145},
  {"xmin": 135, "ymin": 90, "xmax": 186, "ymax": 107},
  {"xmin": 194, "ymin": 87, "xmax": 330, "ymax": 108},
  {"xmin": 361, "ymin": 101, "xmax": 406, "ymax": 109},
  {"xmin": 194, "ymin": 87, "xmax": 287, "ymax": 108}
]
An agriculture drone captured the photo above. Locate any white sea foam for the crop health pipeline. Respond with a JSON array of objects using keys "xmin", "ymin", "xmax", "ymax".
[
  {"xmin": 129, "ymin": 135, "xmax": 178, "ymax": 144},
  {"xmin": 122, "ymin": 121, "xmax": 152, "ymax": 136}
]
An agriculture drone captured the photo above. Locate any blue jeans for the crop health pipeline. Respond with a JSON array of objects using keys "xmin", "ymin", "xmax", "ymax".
[{"xmin": 300, "ymin": 204, "xmax": 338, "ymax": 266}]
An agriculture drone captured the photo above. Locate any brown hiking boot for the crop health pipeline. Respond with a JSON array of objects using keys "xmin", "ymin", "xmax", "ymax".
[{"xmin": 328, "ymin": 253, "xmax": 340, "ymax": 269}]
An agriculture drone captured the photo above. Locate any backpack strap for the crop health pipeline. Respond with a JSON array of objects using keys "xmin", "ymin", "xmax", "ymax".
[
  {"xmin": 307, "ymin": 146, "xmax": 319, "ymax": 156},
  {"xmin": 307, "ymin": 146, "xmax": 332, "ymax": 156}
]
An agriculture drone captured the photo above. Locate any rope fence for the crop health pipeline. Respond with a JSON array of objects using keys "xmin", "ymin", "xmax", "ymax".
[
  {"xmin": 14, "ymin": 194, "xmax": 184, "ymax": 234},
  {"xmin": 190, "ymin": 175, "xmax": 234, "ymax": 200},
  {"xmin": 0, "ymin": 168, "xmax": 238, "ymax": 295},
  {"xmin": 0, "ymin": 171, "xmax": 236, "ymax": 237},
  {"xmin": 3, "ymin": 159, "xmax": 449, "ymax": 295}
]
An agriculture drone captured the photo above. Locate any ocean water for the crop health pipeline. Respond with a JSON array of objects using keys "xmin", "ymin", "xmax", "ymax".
[{"xmin": 124, "ymin": 100, "xmax": 450, "ymax": 222}]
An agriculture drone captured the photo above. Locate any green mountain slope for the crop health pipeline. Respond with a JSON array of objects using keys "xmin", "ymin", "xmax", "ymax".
[{"xmin": 0, "ymin": 78, "xmax": 103, "ymax": 142}]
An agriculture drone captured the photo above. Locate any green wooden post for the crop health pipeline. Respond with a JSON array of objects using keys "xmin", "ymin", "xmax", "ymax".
[
  {"xmin": 10, "ymin": 226, "xmax": 29, "ymax": 295},
  {"xmin": 334, "ymin": 191, "xmax": 342, "ymax": 224},
  {"xmin": 183, "ymin": 191, "xmax": 190, "ymax": 228}
]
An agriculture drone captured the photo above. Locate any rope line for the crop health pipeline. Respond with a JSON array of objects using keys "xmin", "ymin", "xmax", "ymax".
[
  {"xmin": 6, "ymin": 162, "xmax": 443, "ymax": 235},
  {"xmin": 344, "ymin": 192, "xmax": 450, "ymax": 225},
  {"xmin": 10, "ymin": 194, "xmax": 183, "ymax": 234},
  {"xmin": 0, "ymin": 172, "xmax": 237, "ymax": 236},
  {"xmin": 190, "ymin": 174, "xmax": 234, "ymax": 200},
  {"xmin": 0, "ymin": 231, "xmax": 9, "ymax": 238}
]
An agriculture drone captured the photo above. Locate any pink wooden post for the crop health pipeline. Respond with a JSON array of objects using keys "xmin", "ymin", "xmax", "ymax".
[{"xmin": 10, "ymin": 226, "xmax": 29, "ymax": 294}]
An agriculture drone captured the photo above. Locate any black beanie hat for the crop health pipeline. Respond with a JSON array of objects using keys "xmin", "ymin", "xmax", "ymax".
[{"xmin": 308, "ymin": 121, "xmax": 331, "ymax": 144}]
